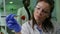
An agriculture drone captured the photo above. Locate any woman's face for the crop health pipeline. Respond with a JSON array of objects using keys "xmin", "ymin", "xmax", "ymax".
[{"xmin": 34, "ymin": 1, "xmax": 51, "ymax": 22}]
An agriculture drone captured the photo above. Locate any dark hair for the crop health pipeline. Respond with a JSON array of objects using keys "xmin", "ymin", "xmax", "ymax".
[{"xmin": 32, "ymin": 0, "xmax": 54, "ymax": 32}]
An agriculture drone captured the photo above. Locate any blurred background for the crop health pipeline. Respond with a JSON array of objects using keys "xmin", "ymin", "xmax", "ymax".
[{"xmin": 0, "ymin": 0, "xmax": 60, "ymax": 34}]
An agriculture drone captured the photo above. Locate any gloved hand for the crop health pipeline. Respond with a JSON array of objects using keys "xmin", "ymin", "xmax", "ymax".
[{"xmin": 6, "ymin": 14, "xmax": 21, "ymax": 32}]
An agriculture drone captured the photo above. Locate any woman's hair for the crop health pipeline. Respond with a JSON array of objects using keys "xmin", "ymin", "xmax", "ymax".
[{"xmin": 32, "ymin": 0, "xmax": 54, "ymax": 32}]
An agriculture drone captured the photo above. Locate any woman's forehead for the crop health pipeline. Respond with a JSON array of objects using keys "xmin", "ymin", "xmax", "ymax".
[{"xmin": 36, "ymin": 1, "xmax": 50, "ymax": 10}]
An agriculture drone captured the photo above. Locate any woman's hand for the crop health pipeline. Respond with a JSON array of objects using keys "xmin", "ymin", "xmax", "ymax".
[{"xmin": 6, "ymin": 14, "xmax": 21, "ymax": 32}]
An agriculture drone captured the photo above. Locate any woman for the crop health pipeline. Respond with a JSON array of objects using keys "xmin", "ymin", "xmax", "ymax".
[{"xmin": 6, "ymin": 0, "xmax": 54, "ymax": 34}]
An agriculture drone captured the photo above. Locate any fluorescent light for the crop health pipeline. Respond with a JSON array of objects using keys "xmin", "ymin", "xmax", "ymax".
[{"xmin": 9, "ymin": 1, "xmax": 13, "ymax": 4}]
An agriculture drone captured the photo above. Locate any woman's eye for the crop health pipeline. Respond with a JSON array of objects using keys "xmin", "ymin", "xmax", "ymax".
[
  {"xmin": 44, "ymin": 11, "xmax": 48, "ymax": 13},
  {"xmin": 37, "ymin": 8, "xmax": 40, "ymax": 10},
  {"xmin": 35, "ymin": 7, "xmax": 40, "ymax": 10},
  {"xmin": 42, "ymin": 10, "xmax": 48, "ymax": 13}
]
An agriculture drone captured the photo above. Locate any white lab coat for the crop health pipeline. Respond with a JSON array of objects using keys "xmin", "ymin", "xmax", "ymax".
[{"xmin": 21, "ymin": 20, "xmax": 55, "ymax": 34}]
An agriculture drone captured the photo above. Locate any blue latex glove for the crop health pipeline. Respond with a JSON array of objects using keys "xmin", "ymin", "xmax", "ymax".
[{"xmin": 6, "ymin": 14, "xmax": 21, "ymax": 32}]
